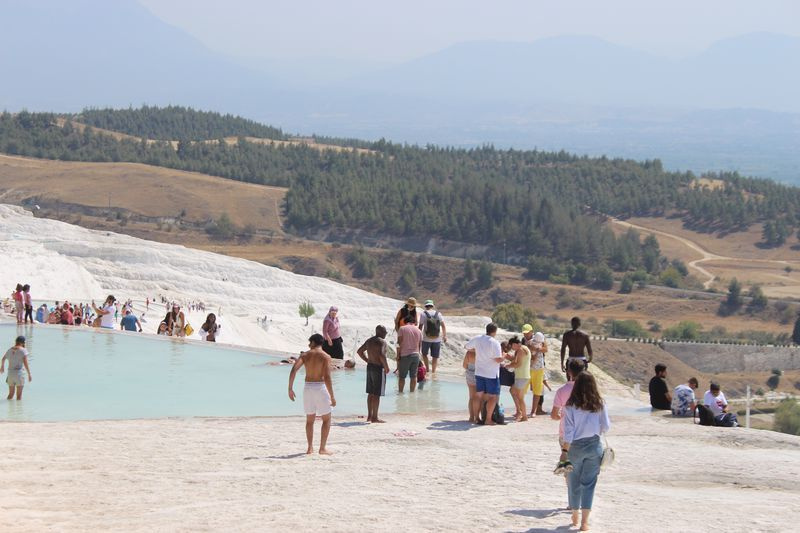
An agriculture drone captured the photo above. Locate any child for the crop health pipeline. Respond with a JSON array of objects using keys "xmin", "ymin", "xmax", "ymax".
[
  {"xmin": 417, "ymin": 360, "xmax": 427, "ymax": 390},
  {"xmin": 1, "ymin": 336, "xmax": 32, "ymax": 400},
  {"xmin": 13, "ymin": 284, "xmax": 24, "ymax": 324}
]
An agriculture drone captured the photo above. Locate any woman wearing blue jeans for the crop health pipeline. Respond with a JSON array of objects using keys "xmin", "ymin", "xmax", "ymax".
[{"xmin": 562, "ymin": 372, "xmax": 611, "ymax": 532}]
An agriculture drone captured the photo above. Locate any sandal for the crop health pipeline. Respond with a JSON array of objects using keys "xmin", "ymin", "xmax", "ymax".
[{"xmin": 554, "ymin": 460, "xmax": 573, "ymax": 475}]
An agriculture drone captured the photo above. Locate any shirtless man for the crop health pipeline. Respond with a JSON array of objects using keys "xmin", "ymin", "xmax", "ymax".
[
  {"xmin": 288, "ymin": 334, "xmax": 337, "ymax": 455},
  {"xmin": 357, "ymin": 325, "xmax": 391, "ymax": 423},
  {"xmin": 560, "ymin": 316, "xmax": 593, "ymax": 373}
]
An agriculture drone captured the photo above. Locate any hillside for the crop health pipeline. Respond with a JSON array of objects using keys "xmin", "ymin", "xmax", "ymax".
[
  {"xmin": 3, "ymin": 106, "xmax": 800, "ymax": 351},
  {"xmin": 6, "ymin": 108, "xmax": 800, "ymax": 285},
  {"xmin": 0, "ymin": 154, "xmax": 286, "ymax": 232}
]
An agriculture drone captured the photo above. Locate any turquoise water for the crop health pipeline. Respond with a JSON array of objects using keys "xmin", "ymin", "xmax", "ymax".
[{"xmin": 1, "ymin": 325, "xmax": 467, "ymax": 422}]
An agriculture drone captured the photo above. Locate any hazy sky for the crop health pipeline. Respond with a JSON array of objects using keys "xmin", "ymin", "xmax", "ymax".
[{"xmin": 139, "ymin": 0, "xmax": 800, "ymax": 62}]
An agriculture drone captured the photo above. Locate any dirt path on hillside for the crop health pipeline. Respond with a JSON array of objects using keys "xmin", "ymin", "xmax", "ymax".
[{"xmin": 610, "ymin": 217, "xmax": 792, "ymax": 289}]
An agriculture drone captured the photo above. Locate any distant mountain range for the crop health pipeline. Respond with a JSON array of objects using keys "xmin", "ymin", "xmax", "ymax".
[{"xmin": 2, "ymin": 0, "xmax": 799, "ymax": 183}]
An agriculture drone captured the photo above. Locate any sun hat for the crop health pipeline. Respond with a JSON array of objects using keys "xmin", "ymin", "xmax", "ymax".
[
  {"xmin": 533, "ymin": 332, "xmax": 546, "ymax": 343},
  {"xmin": 406, "ymin": 297, "xmax": 417, "ymax": 305},
  {"xmin": 424, "ymin": 299, "xmax": 434, "ymax": 307},
  {"xmin": 329, "ymin": 306, "xmax": 338, "ymax": 312},
  {"xmin": 521, "ymin": 324, "xmax": 534, "ymax": 334}
]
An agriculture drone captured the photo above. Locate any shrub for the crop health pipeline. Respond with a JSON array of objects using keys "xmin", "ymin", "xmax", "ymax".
[
  {"xmin": 663, "ymin": 320, "xmax": 702, "ymax": 340},
  {"xmin": 591, "ymin": 264, "xmax": 614, "ymax": 290},
  {"xmin": 492, "ymin": 303, "xmax": 537, "ymax": 332},
  {"xmin": 399, "ymin": 264, "xmax": 417, "ymax": 291},
  {"xmin": 348, "ymin": 247, "xmax": 376, "ymax": 279},
  {"xmin": 325, "ymin": 268, "xmax": 342, "ymax": 280},
  {"xmin": 298, "ymin": 301, "xmax": 315, "ymax": 326},
  {"xmin": 767, "ymin": 373, "xmax": 781, "ymax": 391},
  {"xmin": 774, "ymin": 399, "xmax": 800, "ymax": 435},
  {"xmin": 476, "ymin": 260, "xmax": 494, "ymax": 290},
  {"xmin": 607, "ymin": 319, "xmax": 648, "ymax": 338},
  {"xmin": 619, "ymin": 274, "xmax": 634, "ymax": 294},
  {"xmin": 205, "ymin": 212, "xmax": 236, "ymax": 240}
]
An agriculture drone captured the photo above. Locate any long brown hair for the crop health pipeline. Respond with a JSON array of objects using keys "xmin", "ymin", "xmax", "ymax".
[{"xmin": 566, "ymin": 372, "xmax": 604, "ymax": 412}]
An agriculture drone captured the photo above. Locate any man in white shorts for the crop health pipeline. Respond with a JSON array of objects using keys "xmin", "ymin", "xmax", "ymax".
[{"xmin": 288, "ymin": 333, "xmax": 337, "ymax": 455}]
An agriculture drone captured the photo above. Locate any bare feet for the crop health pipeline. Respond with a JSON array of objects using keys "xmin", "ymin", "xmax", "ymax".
[
  {"xmin": 519, "ymin": 416, "xmax": 528, "ymax": 422},
  {"xmin": 373, "ymin": 418, "xmax": 386, "ymax": 423},
  {"xmin": 319, "ymin": 448, "xmax": 333, "ymax": 456},
  {"xmin": 306, "ymin": 448, "xmax": 314, "ymax": 455},
  {"xmin": 571, "ymin": 511, "xmax": 579, "ymax": 528},
  {"xmin": 484, "ymin": 421, "xmax": 496, "ymax": 426}
]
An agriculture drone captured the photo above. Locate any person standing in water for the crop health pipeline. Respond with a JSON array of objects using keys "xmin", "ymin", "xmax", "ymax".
[
  {"xmin": 322, "ymin": 306, "xmax": 344, "ymax": 360},
  {"xmin": 1, "ymin": 336, "xmax": 32, "ymax": 400},
  {"xmin": 288, "ymin": 333, "xmax": 337, "ymax": 455},
  {"xmin": 560, "ymin": 317, "xmax": 593, "ymax": 373},
  {"xmin": 394, "ymin": 297, "xmax": 418, "ymax": 331},
  {"xmin": 22, "ymin": 284, "xmax": 33, "ymax": 324},
  {"xmin": 12, "ymin": 284, "xmax": 24, "ymax": 324},
  {"xmin": 356, "ymin": 325, "xmax": 391, "ymax": 423}
]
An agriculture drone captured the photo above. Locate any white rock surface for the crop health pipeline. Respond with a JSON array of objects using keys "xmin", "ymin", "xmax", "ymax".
[{"xmin": 0, "ymin": 204, "xmax": 489, "ymax": 361}]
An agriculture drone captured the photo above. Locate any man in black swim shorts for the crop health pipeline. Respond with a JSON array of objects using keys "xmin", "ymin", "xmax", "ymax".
[
  {"xmin": 357, "ymin": 325, "xmax": 391, "ymax": 423},
  {"xmin": 560, "ymin": 316, "xmax": 593, "ymax": 373}
]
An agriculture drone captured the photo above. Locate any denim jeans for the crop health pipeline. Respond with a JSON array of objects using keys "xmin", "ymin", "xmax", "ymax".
[{"xmin": 567, "ymin": 435, "xmax": 603, "ymax": 510}]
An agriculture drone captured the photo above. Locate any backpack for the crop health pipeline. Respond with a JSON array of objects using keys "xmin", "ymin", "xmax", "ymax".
[
  {"xmin": 695, "ymin": 404, "xmax": 715, "ymax": 426},
  {"xmin": 423, "ymin": 310, "xmax": 441, "ymax": 338},
  {"xmin": 480, "ymin": 402, "xmax": 505, "ymax": 425}
]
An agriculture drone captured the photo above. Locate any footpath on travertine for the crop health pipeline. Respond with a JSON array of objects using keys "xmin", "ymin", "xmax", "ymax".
[{"xmin": 1, "ymin": 410, "xmax": 798, "ymax": 532}]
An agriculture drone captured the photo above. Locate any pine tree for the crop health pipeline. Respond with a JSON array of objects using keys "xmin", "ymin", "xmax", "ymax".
[{"xmin": 792, "ymin": 316, "xmax": 800, "ymax": 345}]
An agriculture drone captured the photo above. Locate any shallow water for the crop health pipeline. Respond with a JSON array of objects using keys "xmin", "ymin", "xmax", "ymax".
[{"xmin": 1, "ymin": 324, "xmax": 469, "ymax": 421}]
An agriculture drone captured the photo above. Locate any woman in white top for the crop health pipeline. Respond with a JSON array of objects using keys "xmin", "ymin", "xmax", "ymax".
[
  {"xmin": 92, "ymin": 295, "xmax": 117, "ymax": 329},
  {"xmin": 562, "ymin": 372, "xmax": 611, "ymax": 532}
]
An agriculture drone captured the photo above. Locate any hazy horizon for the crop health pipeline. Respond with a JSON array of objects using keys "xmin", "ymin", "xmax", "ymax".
[
  {"xmin": 2, "ymin": 0, "xmax": 799, "ymax": 183},
  {"xmin": 138, "ymin": 0, "xmax": 800, "ymax": 63}
]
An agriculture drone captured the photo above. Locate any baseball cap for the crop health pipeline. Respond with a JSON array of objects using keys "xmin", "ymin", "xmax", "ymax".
[
  {"xmin": 406, "ymin": 297, "xmax": 417, "ymax": 305},
  {"xmin": 424, "ymin": 299, "xmax": 434, "ymax": 307},
  {"xmin": 521, "ymin": 324, "xmax": 533, "ymax": 334}
]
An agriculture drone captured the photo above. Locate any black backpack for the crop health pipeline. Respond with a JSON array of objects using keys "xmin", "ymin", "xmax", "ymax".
[
  {"xmin": 480, "ymin": 402, "xmax": 505, "ymax": 425},
  {"xmin": 695, "ymin": 404, "xmax": 715, "ymax": 426},
  {"xmin": 423, "ymin": 310, "xmax": 441, "ymax": 338}
]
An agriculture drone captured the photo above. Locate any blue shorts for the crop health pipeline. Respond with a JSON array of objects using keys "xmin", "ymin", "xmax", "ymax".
[
  {"xmin": 475, "ymin": 375, "xmax": 500, "ymax": 395},
  {"xmin": 421, "ymin": 341, "xmax": 441, "ymax": 358}
]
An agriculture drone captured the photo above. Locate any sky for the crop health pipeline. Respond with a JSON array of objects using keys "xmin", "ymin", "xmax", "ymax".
[{"xmin": 138, "ymin": 0, "xmax": 800, "ymax": 63}]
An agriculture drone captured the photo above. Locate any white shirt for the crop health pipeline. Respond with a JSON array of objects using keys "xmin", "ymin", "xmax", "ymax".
[
  {"xmin": 704, "ymin": 390, "xmax": 728, "ymax": 417},
  {"xmin": 100, "ymin": 304, "xmax": 116, "ymax": 329},
  {"xmin": 466, "ymin": 334, "xmax": 502, "ymax": 379},
  {"xmin": 563, "ymin": 404, "xmax": 611, "ymax": 443}
]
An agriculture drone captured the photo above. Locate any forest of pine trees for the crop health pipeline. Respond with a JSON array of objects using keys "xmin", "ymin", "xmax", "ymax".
[{"xmin": 3, "ymin": 107, "xmax": 800, "ymax": 274}]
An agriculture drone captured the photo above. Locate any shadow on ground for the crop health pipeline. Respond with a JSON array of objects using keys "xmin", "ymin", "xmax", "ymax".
[
  {"xmin": 506, "ymin": 508, "xmax": 573, "ymax": 532},
  {"xmin": 244, "ymin": 453, "xmax": 307, "ymax": 460},
  {"xmin": 427, "ymin": 420, "xmax": 475, "ymax": 431},
  {"xmin": 333, "ymin": 421, "xmax": 370, "ymax": 428}
]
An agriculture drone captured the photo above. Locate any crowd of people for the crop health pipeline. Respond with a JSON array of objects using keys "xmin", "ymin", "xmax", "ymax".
[
  {"xmin": 289, "ymin": 305, "xmax": 610, "ymax": 531},
  {"xmin": 8, "ymin": 282, "xmax": 743, "ymax": 531}
]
